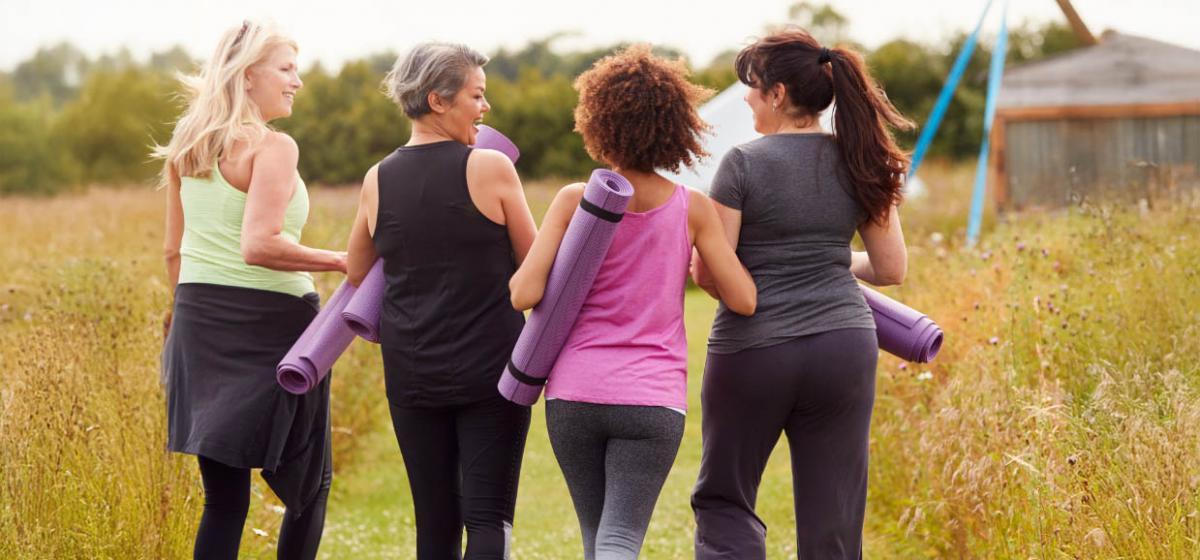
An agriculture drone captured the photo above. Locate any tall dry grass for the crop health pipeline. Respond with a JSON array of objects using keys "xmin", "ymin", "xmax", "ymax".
[{"xmin": 0, "ymin": 187, "xmax": 381, "ymax": 558}]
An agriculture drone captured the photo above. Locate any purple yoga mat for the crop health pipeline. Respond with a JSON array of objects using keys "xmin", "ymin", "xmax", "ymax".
[
  {"xmin": 341, "ymin": 259, "xmax": 384, "ymax": 342},
  {"xmin": 474, "ymin": 124, "xmax": 520, "ymax": 162},
  {"xmin": 277, "ymin": 280, "xmax": 358, "ymax": 394},
  {"xmin": 860, "ymin": 285, "xmax": 944, "ymax": 363},
  {"xmin": 497, "ymin": 169, "xmax": 635, "ymax": 406},
  {"xmin": 338, "ymin": 127, "xmax": 522, "ymax": 344}
]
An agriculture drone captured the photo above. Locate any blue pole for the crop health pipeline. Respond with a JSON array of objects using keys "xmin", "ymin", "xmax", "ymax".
[
  {"xmin": 909, "ymin": 0, "xmax": 994, "ymax": 178},
  {"xmin": 966, "ymin": 0, "xmax": 1009, "ymax": 247}
]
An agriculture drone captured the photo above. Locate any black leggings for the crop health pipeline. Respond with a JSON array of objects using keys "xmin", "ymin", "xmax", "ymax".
[
  {"xmin": 692, "ymin": 328, "xmax": 878, "ymax": 560},
  {"xmin": 194, "ymin": 455, "xmax": 331, "ymax": 560},
  {"xmin": 389, "ymin": 394, "xmax": 531, "ymax": 559}
]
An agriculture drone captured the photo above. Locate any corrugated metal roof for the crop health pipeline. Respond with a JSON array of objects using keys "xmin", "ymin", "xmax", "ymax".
[{"xmin": 998, "ymin": 32, "xmax": 1200, "ymax": 108}]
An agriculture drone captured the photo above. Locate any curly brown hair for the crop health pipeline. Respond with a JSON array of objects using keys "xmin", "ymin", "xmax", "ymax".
[{"xmin": 573, "ymin": 44, "xmax": 713, "ymax": 173}]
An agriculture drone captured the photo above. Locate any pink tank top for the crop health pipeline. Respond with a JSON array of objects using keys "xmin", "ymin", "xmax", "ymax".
[{"xmin": 545, "ymin": 184, "xmax": 691, "ymax": 410}]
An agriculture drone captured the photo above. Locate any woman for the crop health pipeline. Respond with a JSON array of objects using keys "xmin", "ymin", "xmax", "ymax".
[
  {"xmin": 344, "ymin": 42, "xmax": 537, "ymax": 559},
  {"xmin": 157, "ymin": 21, "xmax": 346, "ymax": 560},
  {"xmin": 507, "ymin": 45, "xmax": 757, "ymax": 560},
  {"xmin": 690, "ymin": 29, "xmax": 911, "ymax": 559}
]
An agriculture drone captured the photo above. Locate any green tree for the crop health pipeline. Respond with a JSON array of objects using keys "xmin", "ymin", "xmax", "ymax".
[
  {"xmin": 11, "ymin": 42, "xmax": 89, "ymax": 106},
  {"xmin": 278, "ymin": 61, "xmax": 410, "ymax": 184},
  {"xmin": 53, "ymin": 68, "xmax": 180, "ymax": 185},
  {"xmin": 0, "ymin": 96, "xmax": 78, "ymax": 195},
  {"xmin": 485, "ymin": 69, "xmax": 594, "ymax": 179}
]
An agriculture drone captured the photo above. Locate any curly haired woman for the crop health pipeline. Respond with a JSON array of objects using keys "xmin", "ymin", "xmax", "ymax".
[{"xmin": 508, "ymin": 45, "xmax": 756, "ymax": 560}]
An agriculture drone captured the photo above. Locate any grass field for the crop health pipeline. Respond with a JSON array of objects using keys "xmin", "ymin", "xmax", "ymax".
[{"xmin": 2, "ymin": 166, "xmax": 1198, "ymax": 558}]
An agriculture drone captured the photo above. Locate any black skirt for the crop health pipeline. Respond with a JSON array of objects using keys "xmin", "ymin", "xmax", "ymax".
[{"xmin": 162, "ymin": 283, "xmax": 331, "ymax": 511}]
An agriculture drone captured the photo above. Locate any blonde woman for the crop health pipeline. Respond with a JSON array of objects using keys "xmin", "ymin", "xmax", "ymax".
[{"xmin": 156, "ymin": 20, "xmax": 344, "ymax": 560}]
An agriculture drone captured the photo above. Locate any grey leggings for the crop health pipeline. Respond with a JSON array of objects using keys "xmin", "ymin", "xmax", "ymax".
[{"xmin": 546, "ymin": 400, "xmax": 685, "ymax": 560}]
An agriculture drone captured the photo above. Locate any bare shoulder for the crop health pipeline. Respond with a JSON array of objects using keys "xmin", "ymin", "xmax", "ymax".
[
  {"xmin": 253, "ymin": 131, "xmax": 300, "ymax": 164},
  {"xmin": 687, "ymin": 187, "xmax": 717, "ymax": 220},
  {"xmin": 557, "ymin": 182, "xmax": 586, "ymax": 204},
  {"xmin": 467, "ymin": 147, "xmax": 517, "ymax": 177}
]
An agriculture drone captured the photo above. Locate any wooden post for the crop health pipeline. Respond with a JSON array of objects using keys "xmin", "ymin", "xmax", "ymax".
[{"xmin": 1054, "ymin": 0, "xmax": 1099, "ymax": 46}]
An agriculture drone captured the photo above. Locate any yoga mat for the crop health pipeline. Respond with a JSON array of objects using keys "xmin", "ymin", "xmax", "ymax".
[
  {"xmin": 339, "ymin": 126, "xmax": 522, "ymax": 344},
  {"xmin": 497, "ymin": 169, "xmax": 635, "ymax": 406},
  {"xmin": 277, "ymin": 281, "xmax": 358, "ymax": 394},
  {"xmin": 860, "ymin": 285, "xmax": 944, "ymax": 363},
  {"xmin": 475, "ymin": 124, "xmax": 520, "ymax": 162},
  {"xmin": 341, "ymin": 259, "xmax": 384, "ymax": 342}
]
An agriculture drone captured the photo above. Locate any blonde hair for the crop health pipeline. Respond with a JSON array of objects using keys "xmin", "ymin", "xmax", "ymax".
[{"xmin": 152, "ymin": 20, "xmax": 298, "ymax": 185}]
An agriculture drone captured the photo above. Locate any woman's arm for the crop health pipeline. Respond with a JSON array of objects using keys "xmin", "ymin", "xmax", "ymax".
[
  {"xmin": 690, "ymin": 191, "xmax": 756, "ymax": 315},
  {"xmin": 467, "ymin": 149, "xmax": 538, "ymax": 264},
  {"xmin": 162, "ymin": 163, "xmax": 184, "ymax": 338},
  {"xmin": 240, "ymin": 132, "xmax": 346, "ymax": 273},
  {"xmin": 691, "ymin": 198, "xmax": 743, "ymax": 300},
  {"xmin": 346, "ymin": 164, "xmax": 380, "ymax": 286},
  {"xmin": 164, "ymin": 163, "xmax": 184, "ymax": 293},
  {"xmin": 508, "ymin": 183, "xmax": 584, "ymax": 310},
  {"xmin": 851, "ymin": 206, "xmax": 907, "ymax": 286}
]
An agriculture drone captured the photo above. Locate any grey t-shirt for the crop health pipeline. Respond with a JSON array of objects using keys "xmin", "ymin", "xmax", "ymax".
[{"xmin": 708, "ymin": 133, "xmax": 876, "ymax": 354}]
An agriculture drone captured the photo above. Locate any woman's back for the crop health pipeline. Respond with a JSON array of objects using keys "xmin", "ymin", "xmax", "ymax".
[
  {"xmin": 373, "ymin": 141, "xmax": 525, "ymax": 406},
  {"xmin": 545, "ymin": 183, "xmax": 691, "ymax": 410},
  {"xmin": 707, "ymin": 133, "xmax": 875, "ymax": 354}
]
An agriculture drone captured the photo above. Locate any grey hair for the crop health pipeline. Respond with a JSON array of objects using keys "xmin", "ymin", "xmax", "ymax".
[{"xmin": 383, "ymin": 42, "xmax": 489, "ymax": 119}]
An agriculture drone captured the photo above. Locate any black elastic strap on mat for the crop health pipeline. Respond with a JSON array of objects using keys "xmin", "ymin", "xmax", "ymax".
[
  {"xmin": 507, "ymin": 359, "xmax": 547, "ymax": 386},
  {"xmin": 579, "ymin": 198, "xmax": 623, "ymax": 223}
]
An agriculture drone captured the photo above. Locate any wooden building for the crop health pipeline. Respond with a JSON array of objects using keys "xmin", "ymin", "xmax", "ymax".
[{"xmin": 992, "ymin": 32, "xmax": 1200, "ymax": 208}]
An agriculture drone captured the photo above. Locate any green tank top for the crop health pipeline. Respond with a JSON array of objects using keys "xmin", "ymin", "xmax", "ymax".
[{"xmin": 177, "ymin": 161, "xmax": 315, "ymax": 298}]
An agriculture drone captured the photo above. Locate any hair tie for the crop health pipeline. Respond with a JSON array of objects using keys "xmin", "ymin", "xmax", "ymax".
[{"xmin": 818, "ymin": 47, "xmax": 832, "ymax": 64}]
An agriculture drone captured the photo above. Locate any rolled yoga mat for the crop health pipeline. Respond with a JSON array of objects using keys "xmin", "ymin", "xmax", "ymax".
[
  {"xmin": 339, "ymin": 126, "xmax": 522, "ymax": 344},
  {"xmin": 860, "ymin": 285, "xmax": 944, "ymax": 363},
  {"xmin": 277, "ymin": 281, "xmax": 358, "ymax": 394},
  {"xmin": 497, "ymin": 169, "xmax": 635, "ymax": 406},
  {"xmin": 341, "ymin": 259, "xmax": 384, "ymax": 342}
]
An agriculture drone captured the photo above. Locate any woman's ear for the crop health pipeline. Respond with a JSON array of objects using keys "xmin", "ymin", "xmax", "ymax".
[
  {"xmin": 427, "ymin": 91, "xmax": 448, "ymax": 114},
  {"xmin": 771, "ymin": 83, "xmax": 787, "ymax": 107}
]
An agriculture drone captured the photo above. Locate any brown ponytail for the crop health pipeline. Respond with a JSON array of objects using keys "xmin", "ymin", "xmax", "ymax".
[{"xmin": 735, "ymin": 29, "xmax": 914, "ymax": 225}]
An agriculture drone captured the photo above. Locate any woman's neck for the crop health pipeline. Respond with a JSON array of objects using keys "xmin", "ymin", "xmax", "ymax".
[
  {"xmin": 612, "ymin": 167, "xmax": 677, "ymax": 213},
  {"xmin": 408, "ymin": 119, "xmax": 457, "ymax": 146}
]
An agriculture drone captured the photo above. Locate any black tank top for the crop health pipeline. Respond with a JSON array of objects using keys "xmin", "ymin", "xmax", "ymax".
[{"xmin": 373, "ymin": 141, "xmax": 524, "ymax": 406}]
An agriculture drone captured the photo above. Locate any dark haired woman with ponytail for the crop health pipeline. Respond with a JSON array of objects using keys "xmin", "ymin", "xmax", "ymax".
[{"xmin": 689, "ymin": 29, "xmax": 911, "ymax": 559}]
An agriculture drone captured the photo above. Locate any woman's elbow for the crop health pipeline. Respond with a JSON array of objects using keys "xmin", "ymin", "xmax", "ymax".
[
  {"xmin": 728, "ymin": 291, "xmax": 757, "ymax": 316},
  {"xmin": 510, "ymin": 290, "xmax": 540, "ymax": 312},
  {"xmin": 875, "ymin": 264, "xmax": 907, "ymax": 286},
  {"xmin": 241, "ymin": 240, "xmax": 268, "ymax": 267},
  {"xmin": 508, "ymin": 278, "xmax": 540, "ymax": 311}
]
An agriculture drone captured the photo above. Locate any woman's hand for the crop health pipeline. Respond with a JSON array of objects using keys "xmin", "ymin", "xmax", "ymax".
[
  {"xmin": 162, "ymin": 309, "xmax": 173, "ymax": 341},
  {"xmin": 851, "ymin": 205, "xmax": 907, "ymax": 286}
]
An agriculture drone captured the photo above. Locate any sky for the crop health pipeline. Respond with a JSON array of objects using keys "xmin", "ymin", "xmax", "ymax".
[{"xmin": 3, "ymin": 0, "xmax": 1198, "ymax": 71}]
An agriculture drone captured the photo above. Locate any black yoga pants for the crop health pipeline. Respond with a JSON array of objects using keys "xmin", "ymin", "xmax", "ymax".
[
  {"xmin": 388, "ymin": 394, "xmax": 531, "ymax": 559},
  {"xmin": 194, "ymin": 454, "xmax": 331, "ymax": 560},
  {"xmin": 692, "ymin": 328, "xmax": 878, "ymax": 560}
]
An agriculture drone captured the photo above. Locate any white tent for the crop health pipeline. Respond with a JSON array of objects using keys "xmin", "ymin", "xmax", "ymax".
[
  {"xmin": 663, "ymin": 82, "xmax": 924, "ymax": 197},
  {"xmin": 661, "ymin": 82, "xmax": 834, "ymax": 191}
]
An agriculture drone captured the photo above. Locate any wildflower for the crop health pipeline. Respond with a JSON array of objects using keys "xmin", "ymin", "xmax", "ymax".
[
  {"xmin": 898, "ymin": 362, "xmax": 908, "ymax": 371},
  {"xmin": 916, "ymin": 371, "xmax": 933, "ymax": 381},
  {"xmin": 1016, "ymin": 242, "xmax": 1026, "ymax": 251},
  {"xmin": 989, "ymin": 336, "xmax": 1000, "ymax": 345},
  {"xmin": 252, "ymin": 528, "xmax": 269, "ymax": 537}
]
